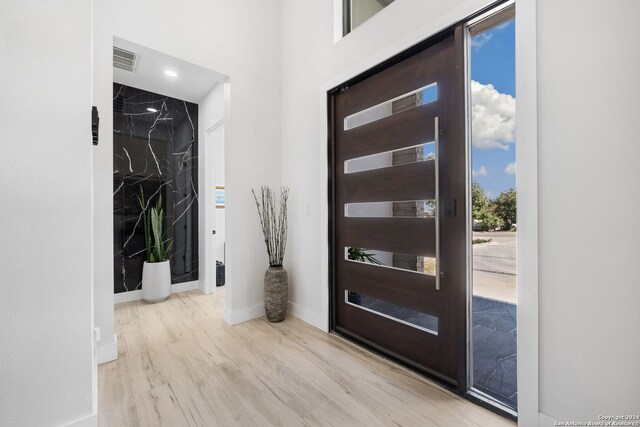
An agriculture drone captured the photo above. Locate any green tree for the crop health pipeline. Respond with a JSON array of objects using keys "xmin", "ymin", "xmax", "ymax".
[
  {"xmin": 476, "ymin": 208, "xmax": 503, "ymax": 231},
  {"xmin": 494, "ymin": 188, "xmax": 517, "ymax": 230},
  {"xmin": 472, "ymin": 181, "xmax": 489, "ymax": 218},
  {"xmin": 472, "ymin": 181, "xmax": 504, "ymax": 231}
]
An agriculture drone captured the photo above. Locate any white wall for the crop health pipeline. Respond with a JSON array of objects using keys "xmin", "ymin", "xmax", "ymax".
[
  {"xmin": 536, "ymin": 0, "xmax": 640, "ymax": 422},
  {"xmin": 92, "ymin": 0, "xmax": 117, "ymax": 364},
  {"xmin": 93, "ymin": 0, "xmax": 282, "ymax": 342},
  {"xmin": 0, "ymin": 1, "xmax": 95, "ymax": 425},
  {"xmin": 515, "ymin": 0, "xmax": 539, "ymax": 424}
]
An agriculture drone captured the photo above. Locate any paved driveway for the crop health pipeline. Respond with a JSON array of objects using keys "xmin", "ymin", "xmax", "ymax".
[{"xmin": 472, "ymin": 232, "xmax": 516, "ymax": 303}]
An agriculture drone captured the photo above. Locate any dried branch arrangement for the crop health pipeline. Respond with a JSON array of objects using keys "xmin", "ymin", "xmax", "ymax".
[{"xmin": 252, "ymin": 186, "xmax": 290, "ymax": 267}]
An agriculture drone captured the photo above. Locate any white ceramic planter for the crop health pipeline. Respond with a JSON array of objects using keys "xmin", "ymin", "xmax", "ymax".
[{"xmin": 142, "ymin": 260, "xmax": 171, "ymax": 303}]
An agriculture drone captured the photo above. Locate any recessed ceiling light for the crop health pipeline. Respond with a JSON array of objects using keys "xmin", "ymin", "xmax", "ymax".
[
  {"xmin": 164, "ymin": 70, "xmax": 178, "ymax": 78},
  {"xmin": 147, "ymin": 107, "xmax": 158, "ymax": 113}
]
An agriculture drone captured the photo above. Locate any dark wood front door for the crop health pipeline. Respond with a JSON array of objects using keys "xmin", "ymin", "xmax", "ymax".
[{"xmin": 330, "ymin": 27, "xmax": 467, "ymax": 390}]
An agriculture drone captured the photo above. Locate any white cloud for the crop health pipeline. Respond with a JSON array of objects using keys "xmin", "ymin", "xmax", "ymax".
[
  {"xmin": 505, "ymin": 162, "xmax": 516, "ymax": 175},
  {"xmin": 471, "ymin": 33, "xmax": 493, "ymax": 49},
  {"xmin": 472, "ymin": 166, "xmax": 488, "ymax": 177},
  {"xmin": 471, "ymin": 80, "xmax": 516, "ymax": 150}
]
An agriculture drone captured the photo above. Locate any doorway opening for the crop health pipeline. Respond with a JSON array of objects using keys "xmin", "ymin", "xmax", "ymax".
[
  {"xmin": 205, "ymin": 119, "xmax": 226, "ymax": 293},
  {"xmin": 329, "ymin": 27, "xmax": 468, "ymax": 389},
  {"xmin": 328, "ymin": 1, "xmax": 518, "ymax": 419},
  {"xmin": 467, "ymin": 2, "xmax": 517, "ymax": 414},
  {"xmin": 111, "ymin": 36, "xmax": 228, "ymax": 304}
]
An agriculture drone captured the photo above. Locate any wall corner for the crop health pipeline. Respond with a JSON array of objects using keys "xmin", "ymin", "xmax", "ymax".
[{"xmin": 97, "ymin": 333, "xmax": 118, "ymax": 365}]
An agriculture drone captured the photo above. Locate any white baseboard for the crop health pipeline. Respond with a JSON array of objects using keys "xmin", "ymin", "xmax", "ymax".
[
  {"xmin": 97, "ymin": 333, "xmax": 118, "ymax": 365},
  {"xmin": 225, "ymin": 303, "xmax": 265, "ymax": 325},
  {"xmin": 288, "ymin": 301, "xmax": 327, "ymax": 331},
  {"xmin": 223, "ymin": 301, "xmax": 326, "ymax": 329},
  {"xmin": 171, "ymin": 280, "xmax": 200, "ymax": 293},
  {"xmin": 114, "ymin": 289, "xmax": 142, "ymax": 304},
  {"xmin": 539, "ymin": 412, "xmax": 560, "ymax": 426},
  {"xmin": 114, "ymin": 281, "xmax": 199, "ymax": 304},
  {"xmin": 65, "ymin": 412, "xmax": 97, "ymax": 427},
  {"xmin": 200, "ymin": 278, "xmax": 215, "ymax": 294}
]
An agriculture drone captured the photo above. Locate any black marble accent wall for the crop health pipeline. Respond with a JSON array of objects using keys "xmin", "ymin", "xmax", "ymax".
[{"xmin": 113, "ymin": 84, "xmax": 199, "ymax": 294}]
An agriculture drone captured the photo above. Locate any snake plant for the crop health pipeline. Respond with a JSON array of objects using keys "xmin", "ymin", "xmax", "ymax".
[{"xmin": 139, "ymin": 186, "xmax": 173, "ymax": 263}]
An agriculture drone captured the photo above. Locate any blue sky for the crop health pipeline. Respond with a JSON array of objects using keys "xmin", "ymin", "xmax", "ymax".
[{"xmin": 471, "ymin": 19, "xmax": 516, "ymax": 199}]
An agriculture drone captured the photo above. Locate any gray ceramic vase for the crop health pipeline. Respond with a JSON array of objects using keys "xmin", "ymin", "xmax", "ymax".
[{"xmin": 264, "ymin": 266, "xmax": 288, "ymax": 322}]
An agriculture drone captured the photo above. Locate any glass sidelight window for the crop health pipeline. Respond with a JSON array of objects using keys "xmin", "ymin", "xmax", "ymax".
[{"xmin": 467, "ymin": 2, "xmax": 517, "ymax": 413}]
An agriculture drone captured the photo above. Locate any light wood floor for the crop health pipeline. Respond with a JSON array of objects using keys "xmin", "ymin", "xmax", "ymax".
[{"xmin": 99, "ymin": 289, "xmax": 514, "ymax": 427}]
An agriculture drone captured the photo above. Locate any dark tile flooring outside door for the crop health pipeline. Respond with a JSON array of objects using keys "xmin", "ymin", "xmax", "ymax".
[{"xmin": 473, "ymin": 296, "xmax": 517, "ymax": 409}]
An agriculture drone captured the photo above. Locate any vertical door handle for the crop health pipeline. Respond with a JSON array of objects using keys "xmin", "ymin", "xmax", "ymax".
[{"xmin": 434, "ymin": 116, "xmax": 441, "ymax": 290}]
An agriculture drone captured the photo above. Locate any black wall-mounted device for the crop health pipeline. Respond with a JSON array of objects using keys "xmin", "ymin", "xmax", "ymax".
[
  {"xmin": 92, "ymin": 106, "xmax": 99, "ymax": 145},
  {"xmin": 443, "ymin": 199, "xmax": 456, "ymax": 217}
]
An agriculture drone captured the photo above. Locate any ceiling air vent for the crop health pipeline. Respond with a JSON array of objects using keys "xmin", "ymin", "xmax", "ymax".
[{"xmin": 113, "ymin": 46, "xmax": 138, "ymax": 72}]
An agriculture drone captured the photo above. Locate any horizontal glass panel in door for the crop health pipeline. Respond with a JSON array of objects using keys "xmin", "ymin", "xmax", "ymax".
[
  {"xmin": 345, "ymin": 247, "xmax": 436, "ymax": 275},
  {"xmin": 345, "ymin": 290, "xmax": 438, "ymax": 334},
  {"xmin": 344, "ymin": 142, "xmax": 435, "ymax": 174},
  {"xmin": 344, "ymin": 83, "xmax": 437, "ymax": 130},
  {"xmin": 345, "ymin": 200, "xmax": 435, "ymax": 218}
]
